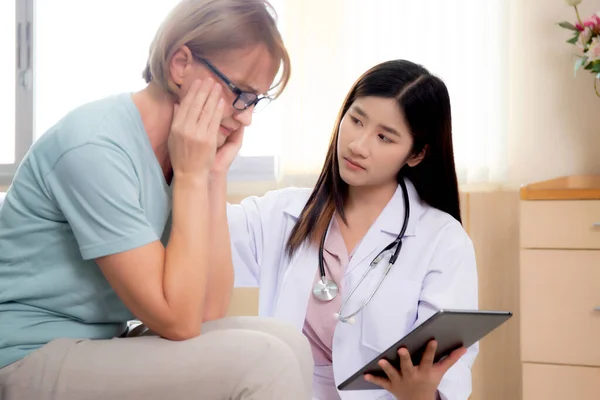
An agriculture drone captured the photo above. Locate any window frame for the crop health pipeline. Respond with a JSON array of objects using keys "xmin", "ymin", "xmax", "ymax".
[{"xmin": 0, "ymin": 0, "xmax": 34, "ymax": 187}]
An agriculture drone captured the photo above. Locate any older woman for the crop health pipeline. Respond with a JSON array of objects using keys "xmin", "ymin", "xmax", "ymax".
[{"xmin": 0, "ymin": 1, "xmax": 312, "ymax": 399}]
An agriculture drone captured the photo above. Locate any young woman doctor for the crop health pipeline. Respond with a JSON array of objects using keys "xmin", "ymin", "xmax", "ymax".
[{"xmin": 228, "ymin": 60, "xmax": 479, "ymax": 400}]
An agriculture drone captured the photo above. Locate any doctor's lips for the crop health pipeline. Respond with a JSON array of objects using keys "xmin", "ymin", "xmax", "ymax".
[{"xmin": 343, "ymin": 157, "xmax": 366, "ymax": 171}]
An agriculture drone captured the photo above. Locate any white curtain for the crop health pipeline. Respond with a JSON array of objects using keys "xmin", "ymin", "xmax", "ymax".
[
  {"xmin": 32, "ymin": 0, "xmax": 285, "ymax": 159},
  {"xmin": 274, "ymin": 0, "xmax": 509, "ymax": 185},
  {"xmin": 32, "ymin": 0, "xmax": 508, "ymax": 186}
]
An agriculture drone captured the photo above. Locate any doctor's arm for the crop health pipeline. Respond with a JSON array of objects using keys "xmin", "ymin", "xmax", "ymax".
[{"xmin": 416, "ymin": 228, "xmax": 479, "ymax": 400}]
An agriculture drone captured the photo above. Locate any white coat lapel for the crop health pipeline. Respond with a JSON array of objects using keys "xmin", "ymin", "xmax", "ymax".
[{"xmin": 272, "ymin": 207, "xmax": 320, "ymax": 331}]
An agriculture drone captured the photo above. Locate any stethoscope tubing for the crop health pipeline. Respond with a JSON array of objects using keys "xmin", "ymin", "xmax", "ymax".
[{"xmin": 316, "ymin": 179, "xmax": 411, "ymax": 321}]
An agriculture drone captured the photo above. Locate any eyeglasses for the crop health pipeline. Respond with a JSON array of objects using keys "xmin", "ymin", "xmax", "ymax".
[{"xmin": 196, "ymin": 57, "xmax": 271, "ymax": 112}]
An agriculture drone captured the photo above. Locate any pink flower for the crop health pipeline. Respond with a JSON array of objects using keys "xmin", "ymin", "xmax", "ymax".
[
  {"xmin": 581, "ymin": 27, "xmax": 593, "ymax": 45},
  {"xmin": 585, "ymin": 37, "xmax": 600, "ymax": 62},
  {"xmin": 583, "ymin": 14, "xmax": 600, "ymax": 33},
  {"xmin": 576, "ymin": 14, "xmax": 600, "ymax": 32}
]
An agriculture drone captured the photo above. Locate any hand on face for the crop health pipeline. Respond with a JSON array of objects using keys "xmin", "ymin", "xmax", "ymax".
[
  {"xmin": 169, "ymin": 44, "xmax": 277, "ymax": 179},
  {"xmin": 169, "ymin": 78, "xmax": 245, "ymax": 180},
  {"xmin": 211, "ymin": 126, "xmax": 245, "ymax": 176},
  {"xmin": 364, "ymin": 340, "xmax": 467, "ymax": 400},
  {"xmin": 168, "ymin": 78, "xmax": 224, "ymax": 180}
]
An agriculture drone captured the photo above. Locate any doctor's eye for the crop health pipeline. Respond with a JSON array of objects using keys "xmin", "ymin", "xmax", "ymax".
[
  {"xmin": 378, "ymin": 133, "xmax": 393, "ymax": 143},
  {"xmin": 350, "ymin": 116, "xmax": 363, "ymax": 127}
]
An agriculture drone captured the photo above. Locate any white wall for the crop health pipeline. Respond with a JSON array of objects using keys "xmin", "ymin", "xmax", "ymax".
[{"xmin": 508, "ymin": 0, "xmax": 600, "ymax": 186}]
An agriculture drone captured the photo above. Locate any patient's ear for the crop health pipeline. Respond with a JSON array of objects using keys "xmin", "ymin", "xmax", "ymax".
[
  {"xmin": 169, "ymin": 45, "xmax": 194, "ymax": 88},
  {"xmin": 407, "ymin": 145, "xmax": 427, "ymax": 167}
]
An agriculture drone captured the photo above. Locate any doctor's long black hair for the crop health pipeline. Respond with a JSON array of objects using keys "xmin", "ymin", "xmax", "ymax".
[{"xmin": 285, "ymin": 59, "xmax": 461, "ymax": 258}]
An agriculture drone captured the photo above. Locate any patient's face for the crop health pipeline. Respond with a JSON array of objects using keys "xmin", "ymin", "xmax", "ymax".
[
  {"xmin": 171, "ymin": 44, "xmax": 277, "ymax": 147},
  {"xmin": 336, "ymin": 96, "xmax": 422, "ymax": 188}
]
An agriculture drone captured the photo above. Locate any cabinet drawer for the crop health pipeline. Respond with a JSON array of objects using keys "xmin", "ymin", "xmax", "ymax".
[
  {"xmin": 523, "ymin": 363, "xmax": 600, "ymax": 400},
  {"xmin": 520, "ymin": 200, "xmax": 600, "ymax": 249},
  {"xmin": 520, "ymin": 249, "xmax": 600, "ymax": 366}
]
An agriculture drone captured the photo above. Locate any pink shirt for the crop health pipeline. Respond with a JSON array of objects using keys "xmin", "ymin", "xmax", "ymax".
[
  {"xmin": 303, "ymin": 216, "xmax": 352, "ymax": 399},
  {"xmin": 302, "ymin": 215, "xmax": 441, "ymax": 400}
]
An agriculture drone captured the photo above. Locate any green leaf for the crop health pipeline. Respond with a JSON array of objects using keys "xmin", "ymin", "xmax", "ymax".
[
  {"xmin": 592, "ymin": 63, "xmax": 600, "ymax": 73},
  {"xmin": 567, "ymin": 32, "xmax": 580, "ymax": 44},
  {"xmin": 575, "ymin": 56, "xmax": 588, "ymax": 75},
  {"xmin": 585, "ymin": 59, "xmax": 594, "ymax": 70},
  {"xmin": 559, "ymin": 21, "xmax": 579, "ymax": 31}
]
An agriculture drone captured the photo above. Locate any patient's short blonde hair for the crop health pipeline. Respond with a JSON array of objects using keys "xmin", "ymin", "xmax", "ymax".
[{"xmin": 143, "ymin": 0, "xmax": 290, "ymax": 98}]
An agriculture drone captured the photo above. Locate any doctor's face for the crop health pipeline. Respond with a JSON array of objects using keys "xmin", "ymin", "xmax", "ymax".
[{"xmin": 336, "ymin": 96, "xmax": 423, "ymax": 188}]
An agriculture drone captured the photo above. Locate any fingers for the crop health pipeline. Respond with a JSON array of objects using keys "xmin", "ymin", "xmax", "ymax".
[
  {"xmin": 364, "ymin": 374, "xmax": 392, "ymax": 391},
  {"xmin": 229, "ymin": 126, "xmax": 245, "ymax": 142},
  {"xmin": 189, "ymin": 78, "xmax": 214, "ymax": 121},
  {"xmin": 398, "ymin": 347, "xmax": 415, "ymax": 377},
  {"xmin": 219, "ymin": 126, "xmax": 244, "ymax": 149},
  {"xmin": 378, "ymin": 359, "xmax": 401, "ymax": 384},
  {"xmin": 199, "ymin": 82, "xmax": 223, "ymax": 134},
  {"xmin": 172, "ymin": 103, "xmax": 180, "ymax": 123},
  {"xmin": 437, "ymin": 347, "xmax": 467, "ymax": 373},
  {"xmin": 173, "ymin": 79, "xmax": 201, "ymax": 127},
  {"xmin": 206, "ymin": 98, "xmax": 225, "ymax": 138},
  {"xmin": 420, "ymin": 340, "xmax": 437, "ymax": 369}
]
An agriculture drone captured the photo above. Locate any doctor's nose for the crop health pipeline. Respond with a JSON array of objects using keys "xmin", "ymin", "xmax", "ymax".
[{"xmin": 348, "ymin": 135, "xmax": 369, "ymax": 158}]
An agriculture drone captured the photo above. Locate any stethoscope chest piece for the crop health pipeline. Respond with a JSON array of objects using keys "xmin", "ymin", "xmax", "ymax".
[
  {"xmin": 312, "ymin": 277, "xmax": 339, "ymax": 301},
  {"xmin": 311, "ymin": 179, "xmax": 411, "ymax": 322}
]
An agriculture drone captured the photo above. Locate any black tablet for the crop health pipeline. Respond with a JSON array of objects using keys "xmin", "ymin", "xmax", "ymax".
[{"xmin": 337, "ymin": 309, "xmax": 512, "ymax": 391}]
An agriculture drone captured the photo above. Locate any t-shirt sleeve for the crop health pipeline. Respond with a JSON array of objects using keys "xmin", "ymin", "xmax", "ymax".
[{"xmin": 44, "ymin": 143, "xmax": 159, "ymax": 260}]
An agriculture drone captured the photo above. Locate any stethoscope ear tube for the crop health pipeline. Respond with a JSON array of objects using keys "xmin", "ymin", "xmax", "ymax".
[
  {"xmin": 318, "ymin": 220, "xmax": 329, "ymax": 278},
  {"xmin": 387, "ymin": 178, "xmax": 410, "ymax": 265}
]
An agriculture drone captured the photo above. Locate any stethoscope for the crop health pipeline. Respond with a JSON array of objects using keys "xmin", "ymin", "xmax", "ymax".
[{"xmin": 312, "ymin": 179, "xmax": 410, "ymax": 324}]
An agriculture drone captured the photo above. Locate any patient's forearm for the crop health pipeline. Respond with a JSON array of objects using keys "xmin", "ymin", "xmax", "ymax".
[{"xmin": 202, "ymin": 173, "xmax": 234, "ymax": 321}]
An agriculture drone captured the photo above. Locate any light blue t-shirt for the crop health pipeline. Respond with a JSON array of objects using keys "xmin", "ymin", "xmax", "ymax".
[{"xmin": 0, "ymin": 93, "xmax": 172, "ymax": 369}]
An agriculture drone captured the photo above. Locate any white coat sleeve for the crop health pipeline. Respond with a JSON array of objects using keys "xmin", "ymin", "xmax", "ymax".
[
  {"xmin": 414, "ymin": 224, "xmax": 479, "ymax": 400},
  {"xmin": 227, "ymin": 191, "xmax": 283, "ymax": 287},
  {"xmin": 227, "ymin": 197, "xmax": 264, "ymax": 287}
]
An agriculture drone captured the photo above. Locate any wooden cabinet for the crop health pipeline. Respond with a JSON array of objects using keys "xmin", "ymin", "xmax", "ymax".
[
  {"xmin": 520, "ymin": 250, "xmax": 600, "ymax": 366},
  {"xmin": 467, "ymin": 191, "xmax": 522, "ymax": 400},
  {"xmin": 522, "ymin": 363, "xmax": 600, "ymax": 400},
  {"xmin": 520, "ymin": 200, "xmax": 600, "ymax": 249},
  {"xmin": 520, "ymin": 175, "xmax": 600, "ymax": 400}
]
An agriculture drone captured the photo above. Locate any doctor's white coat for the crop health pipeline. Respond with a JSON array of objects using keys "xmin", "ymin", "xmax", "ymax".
[{"xmin": 227, "ymin": 179, "xmax": 479, "ymax": 400}]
